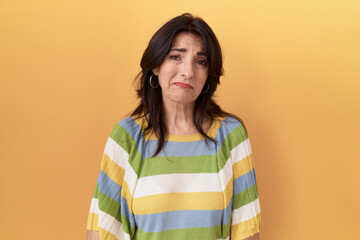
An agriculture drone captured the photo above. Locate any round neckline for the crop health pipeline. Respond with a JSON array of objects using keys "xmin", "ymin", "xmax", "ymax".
[
  {"xmin": 167, "ymin": 120, "xmax": 218, "ymax": 142},
  {"xmin": 133, "ymin": 115, "xmax": 225, "ymax": 142},
  {"xmin": 167, "ymin": 132, "xmax": 203, "ymax": 142}
]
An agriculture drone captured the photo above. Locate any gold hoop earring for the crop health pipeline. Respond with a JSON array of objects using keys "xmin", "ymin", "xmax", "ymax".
[
  {"xmin": 149, "ymin": 74, "xmax": 159, "ymax": 88},
  {"xmin": 202, "ymin": 82, "xmax": 209, "ymax": 94}
]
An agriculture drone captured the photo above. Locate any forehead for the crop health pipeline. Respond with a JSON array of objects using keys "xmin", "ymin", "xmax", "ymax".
[{"xmin": 171, "ymin": 32, "xmax": 205, "ymax": 50}]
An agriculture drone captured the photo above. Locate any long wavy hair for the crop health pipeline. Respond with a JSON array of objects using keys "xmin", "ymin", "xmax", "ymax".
[{"xmin": 131, "ymin": 13, "xmax": 244, "ymax": 156}]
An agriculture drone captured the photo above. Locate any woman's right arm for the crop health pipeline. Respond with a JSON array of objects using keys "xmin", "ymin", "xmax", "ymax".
[{"xmin": 86, "ymin": 230, "xmax": 100, "ymax": 240}]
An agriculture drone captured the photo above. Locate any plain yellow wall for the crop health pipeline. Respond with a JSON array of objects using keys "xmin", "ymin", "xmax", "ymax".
[{"xmin": 1, "ymin": 0, "xmax": 359, "ymax": 239}]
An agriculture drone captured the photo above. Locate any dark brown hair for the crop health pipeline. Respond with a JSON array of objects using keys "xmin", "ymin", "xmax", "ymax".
[{"xmin": 131, "ymin": 13, "xmax": 244, "ymax": 156}]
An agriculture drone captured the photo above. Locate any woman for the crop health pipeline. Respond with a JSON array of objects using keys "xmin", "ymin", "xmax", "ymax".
[{"xmin": 86, "ymin": 13, "xmax": 262, "ymax": 240}]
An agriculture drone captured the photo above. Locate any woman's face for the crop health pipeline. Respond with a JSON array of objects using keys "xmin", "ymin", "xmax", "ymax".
[{"xmin": 153, "ymin": 32, "xmax": 209, "ymax": 107}]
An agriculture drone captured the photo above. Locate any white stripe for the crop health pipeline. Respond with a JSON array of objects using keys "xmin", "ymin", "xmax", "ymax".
[
  {"xmin": 218, "ymin": 157, "xmax": 233, "ymax": 191},
  {"xmin": 90, "ymin": 198, "xmax": 131, "ymax": 240},
  {"xmin": 134, "ymin": 173, "xmax": 223, "ymax": 198},
  {"xmin": 104, "ymin": 137, "xmax": 138, "ymax": 196},
  {"xmin": 134, "ymin": 147, "xmax": 239, "ymax": 198},
  {"xmin": 104, "ymin": 137, "xmax": 129, "ymax": 169},
  {"xmin": 89, "ymin": 198, "xmax": 100, "ymax": 214},
  {"xmin": 217, "ymin": 139, "xmax": 253, "ymax": 195},
  {"xmin": 232, "ymin": 198, "xmax": 261, "ymax": 225},
  {"xmin": 230, "ymin": 138, "xmax": 252, "ymax": 166},
  {"xmin": 216, "ymin": 237, "xmax": 229, "ymax": 240}
]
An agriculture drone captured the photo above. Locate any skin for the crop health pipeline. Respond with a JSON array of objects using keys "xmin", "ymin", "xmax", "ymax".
[
  {"xmin": 246, "ymin": 233, "xmax": 260, "ymax": 240},
  {"xmin": 153, "ymin": 32, "xmax": 210, "ymax": 135},
  {"xmin": 86, "ymin": 231, "xmax": 99, "ymax": 240},
  {"xmin": 86, "ymin": 32, "xmax": 260, "ymax": 240}
]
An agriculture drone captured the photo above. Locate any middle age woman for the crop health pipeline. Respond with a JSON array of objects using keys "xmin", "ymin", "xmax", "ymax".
[{"xmin": 86, "ymin": 13, "xmax": 262, "ymax": 240}]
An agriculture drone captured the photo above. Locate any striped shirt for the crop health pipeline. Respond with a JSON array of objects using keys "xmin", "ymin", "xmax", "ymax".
[{"xmin": 87, "ymin": 115, "xmax": 262, "ymax": 240}]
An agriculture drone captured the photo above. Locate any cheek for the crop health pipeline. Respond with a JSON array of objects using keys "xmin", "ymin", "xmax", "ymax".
[
  {"xmin": 158, "ymin": 68, "xmax": 178, "ymax": 87},
  {"xmin": 196, "ymin": 73, "xmax": 208, "ymax": 88}
]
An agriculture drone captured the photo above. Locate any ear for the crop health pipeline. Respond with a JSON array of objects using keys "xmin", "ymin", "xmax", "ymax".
[{"xmin": 152, "ymin": 67, "xmax": 159, "ymax": 76}]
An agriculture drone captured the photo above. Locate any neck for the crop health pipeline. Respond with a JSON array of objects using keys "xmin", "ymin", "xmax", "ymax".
[{"xmin": 162, "ymin": 100, "xmax": 197, "ymax": 135}]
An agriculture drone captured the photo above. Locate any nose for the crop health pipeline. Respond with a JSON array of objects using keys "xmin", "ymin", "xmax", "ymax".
[{"xmin": 181, "ymin": 59, "xmax": 194, "ymax": 79}]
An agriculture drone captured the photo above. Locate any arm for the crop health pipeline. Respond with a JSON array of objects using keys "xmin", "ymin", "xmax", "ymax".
[
  {"xmin": 85, "ymin": 121, "xmax": 137, "ymax": 240},
  {"xmin": 244, "ymin": 232, "xmax": 260, "ymax": 240},
  {"xmin": 230, "ymin": 120, "xmax": 263, "ymax": 239},
  {"xmin": 86, "ymin": 230, "xmax": 100, "ymax": 240}
]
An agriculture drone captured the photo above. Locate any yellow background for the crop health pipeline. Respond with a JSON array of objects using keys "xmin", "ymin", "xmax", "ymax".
[{"xmin": 1, "ymin": 0, "xmax": 359, "ymax": 239}]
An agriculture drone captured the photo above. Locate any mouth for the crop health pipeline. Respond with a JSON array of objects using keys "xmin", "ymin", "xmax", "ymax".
[{"xmin": 173, "ymin": 82, "xmax": 193, "ymax": 89}]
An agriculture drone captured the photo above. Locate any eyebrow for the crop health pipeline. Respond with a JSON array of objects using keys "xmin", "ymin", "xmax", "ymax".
[{"xmin": 170, "ymin": 48, "xmax": 207, "ymax": 56}]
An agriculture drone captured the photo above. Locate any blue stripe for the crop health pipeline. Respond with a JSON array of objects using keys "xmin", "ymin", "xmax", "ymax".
[
  {"xmin": 97, "ymin": 170, "xmax": 136, "ymax": 228},
  {"xmin": 118, "ymin": 116, "xmax": 241, "ymax": 159},
  {"xmin": 96, "ymin": 171, "xmax": 234, "ymax": 230},
  {"xmin": 134, "ymin": 199, "xmax": 234, "ymax": 232},
  {"xmin": 233, "ymin": 169, "xmax": 256, "ymax": 195},
  {"xmin": 223, "ymin": 198, "xmax": 232, "ymax": 225},
  {"xmin": 144, "ymin": 139, "xmax": 216, "ymax": 157},
  {"xmin": 97, "ymin": 170, "xmax": 122, "ymax": 203},
  {"xmin": 213, "ymin": 117, "xmax": 242, "ymax": 148},
  {"xmin": 120, "ymin": 195, "xmax": 136, "ymax": 228},
  {"xmin": 118, "ymin": 117, "xmax": 147, "ymax": 158},
  {"xmin": 135, "ymin": 209, "xmax": 222, "ymax": 232}
]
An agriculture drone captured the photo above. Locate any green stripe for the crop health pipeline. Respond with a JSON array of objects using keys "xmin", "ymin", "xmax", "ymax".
[
  {"xmin": 139, "ymin": 155, "xmax": 218, "ymax": 177},
  {"xmin": 232, "ymin": 184, "xmax": 259, "ymax": 209},
  {"xmin": 133, "ymin": 224, "xmax": 226, "ymax": 240},
  {"xmin": 92, "ymin": 183, "xmax": 98, "ymax": 198},
  {"xmin": 94, "ymin": 184, "xmax": 121, "ymax": 222},
  {"xmin": 121, "ymin": 215, "xmax": 135, "ymax": 235},
  {"xmin": 109, "ymin": 120, "xmax": 248, "ymax": 177},
  {"xmin": 138, "ymin": 124, "xmax": 249, "ymax": 177},
  {"xmin": 94, "ymin": 184, "xmax": 135, "ymax": 235},
  {"xmin": 230, "ymin": 123, "xmax": 248, "ymax": 147},
  {"xmin": 96, "ymin": 186, "xmax": 135, "ymax": 234},
  {"xmin": 221, "ymin": 219, "xmax": 231, "ymax": 239},
  {"xmin": 93, "ymin": 183, "xmax": 100, "ymax": 198},
  {"xmin": 109, "ymin": 123, "xmax": 133, "ymax": 154},
  {"xmin": 109, "ymin": 123, "xmax": 142, "ymax": 174},
  {"xmin": 222, "ymin": 123, "xmax": 248, "ymax": 152},
  {"xmin": 215, "ymin": 124, "xmax": 248, "ymax": 171}
]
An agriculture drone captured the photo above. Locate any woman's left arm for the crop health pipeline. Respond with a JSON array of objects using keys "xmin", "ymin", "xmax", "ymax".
[
  {"xmin": 230, "ymin": 120, "xmax": 262, "ymax": 239},
  {"xmin": 244, "ymin": 233, "xmax": 260, "ymax": 240}
]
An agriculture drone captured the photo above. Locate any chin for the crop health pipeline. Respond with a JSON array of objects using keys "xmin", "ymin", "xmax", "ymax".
[
  {"xmin": 171, "ymin": 97, "xmax": 196, "ymax": 105},
  {"xmin": 167, "ymin": 93, "xmax": 198, "ymax": 105}
]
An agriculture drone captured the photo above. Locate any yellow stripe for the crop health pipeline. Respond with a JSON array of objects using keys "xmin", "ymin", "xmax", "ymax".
[
  {"xmin": 231, "ymin": 213, "xmax": 263, "ymax": 239},
  {"xmin": 206, "ymin": 116, "xmax": 225, "ymax": 138},
  {"xmin": 86, "ymin": 213, "xmax": 99, "ymax": 231},
  {"xmin": 133, "ymin": 175, "xmax": 234, "ymax": 215},
  {"xmin": 134, "ymin": 115, "xmax": 226, "ymax": 142},
  {"xmin": 224, "ymin": 177, "xmax": 233, "ymax": 207},
  {"xmin": 121, "ymin": 179, "xmax": 134, "ymax": 213},
  {"xmin": 101, "ymin": 153, "xmax": 135, "ymax": 213},
  {"xmin": 133, "ymin": 115, "xmax": 145, "ymax": 126},
  {"xmin": 99, "ymin": 228, "xmax": 119, "ymax": 240},
  {"xmin": 233, "ymin": 154, "xmax": 254, "ymax": 179},
  {"xmin": 133, "ymin": 191, "xmax": 225, "ymax": 215},
  {"xmin": 168, "ymin": 133, "xmax": 205, "ymax": 142},
  {"xmin": 101, "ymin": 153, "xmax": 125, "ymax": 186}
]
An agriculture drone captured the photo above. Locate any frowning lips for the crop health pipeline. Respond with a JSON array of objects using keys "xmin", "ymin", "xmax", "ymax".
[{"xmin": 173, "ymin": 82, "xmax": 193, "ymax": 89}]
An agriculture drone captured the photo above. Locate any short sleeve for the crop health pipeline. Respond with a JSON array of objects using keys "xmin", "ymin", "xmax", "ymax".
[
  {"xmin": 230, "ymin": 123, "xmax": 263, "ymax": 239},
  {"xmin": 86, "ymin": 122, "xmax": 137, "ymax": 240}
]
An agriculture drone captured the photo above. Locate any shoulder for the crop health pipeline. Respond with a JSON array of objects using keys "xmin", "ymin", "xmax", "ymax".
[
  {"xmin": 118, "ymin": 116, "xmax": 142, "ymax": 132},
  {"xmin": 108, "ymin": 116, "xmax": 143, "ymax": 142},
  {"xmin": 217, "ymin": 115, "xmax": 247, "ymax": 136},
  {"xmin": 218, "ymin": 115, "xmax": 243, "ymax": 127},
  {"xmin": 213, "ymin": 115, "xmax": 249, "ymax": 148}
]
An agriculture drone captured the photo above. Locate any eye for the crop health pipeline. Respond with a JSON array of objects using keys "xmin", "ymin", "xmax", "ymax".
[
  {"xmin": 196, "ymin": 59, "xmax": 207, "ymax": 66},
  {"xmin": 169, "ymin": 55, "xmax": 180, "ymax": 60}
]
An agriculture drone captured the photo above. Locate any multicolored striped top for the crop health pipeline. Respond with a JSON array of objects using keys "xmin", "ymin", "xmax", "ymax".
[{"xmin": 86, "ymin": 115, "xmax": 262, "ymax": 240}]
